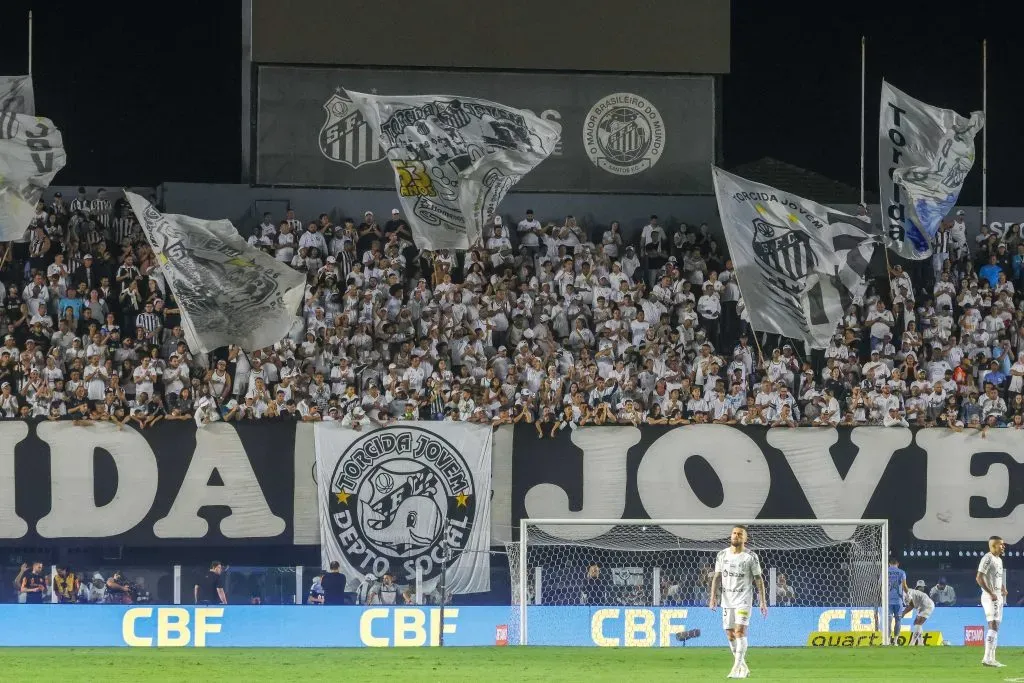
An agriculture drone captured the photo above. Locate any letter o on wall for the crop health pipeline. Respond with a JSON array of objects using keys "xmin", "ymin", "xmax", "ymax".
[{"xmin": 636, "ymin": 425, "xmax": 770, "ymax": 540}]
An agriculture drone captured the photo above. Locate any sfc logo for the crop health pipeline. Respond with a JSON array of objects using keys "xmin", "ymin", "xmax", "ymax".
[
  {"xmin": 583, "ymin": 93, "xmax": 665, "ymax": 176},
  {"xmin": 319, "ymin": 90, "xmax": 385, "ymax": 169},
  {"xmin": 328, "ymin": 427, "xmax": 477, "ymax": 583}
]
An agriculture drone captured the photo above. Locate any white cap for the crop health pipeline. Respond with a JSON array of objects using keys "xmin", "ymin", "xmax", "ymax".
[
  {"xmin": 326, "ymin": 255, "xmax": 336, "ymax": 263},
  {"xmin": 391, "ymin": 208, "xmax": 400, "ymax": 215},
  {"xmin": 493, "ymin": 216, "xmax": 503, "ymax": 225},
  {"xmin": 83, "ymin": 254, "xmax": 93, "ymax": 259}
]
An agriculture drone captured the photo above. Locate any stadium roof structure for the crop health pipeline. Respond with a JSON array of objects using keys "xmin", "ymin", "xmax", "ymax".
[{"xmin": 727, "ymin": 157, "xmax": 876, "ymax": 206}]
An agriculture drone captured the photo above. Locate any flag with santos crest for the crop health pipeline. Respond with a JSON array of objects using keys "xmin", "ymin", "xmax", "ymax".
[{"xmin": 712, "ymin": 167, "xmax": 879, "ymax": 349}]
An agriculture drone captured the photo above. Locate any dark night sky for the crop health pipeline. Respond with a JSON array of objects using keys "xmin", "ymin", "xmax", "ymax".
[{"xmin": 0, "ymin": 1, "xmax": 1017, "ymax": 204}]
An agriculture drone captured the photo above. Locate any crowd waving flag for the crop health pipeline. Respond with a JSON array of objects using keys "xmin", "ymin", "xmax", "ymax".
[
  {"xmin": 0, "ymin": 75, "xmax": 34, "ymax": 114},
  {"xmin": 712, "ymin": 167, "xmax": 878, "ymax": 349},
  {"xmin": 0, "ymin": 110, "xmax": 66, "ymax": 240},
  {"xmin": 878, "ymin": 81, "xmax": 984, "ymax": 260},
  {"xmin": 124, "ymin": 192, "xmax": 306, "ymax": 354},
  {"xmin": 344, "ymin": 90, "xmax": 561, "ymax": 250}
]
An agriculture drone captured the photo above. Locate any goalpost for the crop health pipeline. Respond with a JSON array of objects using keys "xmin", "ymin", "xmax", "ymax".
[{"xmin": 507, "ymin": 519, "xmax": 889, "ymax": 647}]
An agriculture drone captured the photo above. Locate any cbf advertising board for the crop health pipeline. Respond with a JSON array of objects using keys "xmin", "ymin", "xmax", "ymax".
[
  {"xmin": 0, "ymin": 605, "xmax": 1016, "ymax": 647},
  {"xmin": 255, "ymin": 66, "xmax": 716, "ymax": 194}
]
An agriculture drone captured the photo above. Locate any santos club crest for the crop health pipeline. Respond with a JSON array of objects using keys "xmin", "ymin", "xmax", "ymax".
[
  {"xmin": 327, "ymin": 426, "xmax": 477, "ymax": 583},
  {"xmin": 318, "ymin": 90, "xmax": 385, "ymax": 169},
  {"xmin": 583, "ymin": 92, "xmax": 666, "ymax": 176}
]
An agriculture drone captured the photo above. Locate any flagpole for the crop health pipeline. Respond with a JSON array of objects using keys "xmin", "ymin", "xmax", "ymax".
[
  {"xmin": 982, "ymin": 38, "xmax": 988, "ymax": 226},
  {"xmin": 860, "ymin": 36, "xmax": 866, "ymax": 207},
  {"xmin": 27, "ymin": 11, "xmax": 33, "ymax": 76}
]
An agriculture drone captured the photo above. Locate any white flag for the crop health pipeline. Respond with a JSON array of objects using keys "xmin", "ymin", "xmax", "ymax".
[
  {"xmin": 345, "ymin": 90, "xmax": 561, "ymax": 250},
  {"xmin": 124, "ymin": 192, "xmax": 306, "ymax": 354},
  {"xmin": 0, "ymin": 75, "xmax": 34, "ymax": 114},
  {"xmin": 315, "ymin": 423, "xmax": 492, "ymax": 594},
  {"xmin": 0, "ymin": 111, "xmax": 66, "ymax": 241},
  {"xmin": 712, "ymin": 167, "xmax": 878, "ymax": 349},
  {"xmin": 878, "ymin": 81, "xmax": 983, "ymax": 260}
]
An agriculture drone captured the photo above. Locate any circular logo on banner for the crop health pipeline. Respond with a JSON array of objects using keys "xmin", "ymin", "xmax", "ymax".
[
  {"xmin": 327, "ymin": 426, "xmax": 476, "ymax": 583},
  {"xmin": 583, "ymin": 93, "xmax": 666, "ymax": 176}
]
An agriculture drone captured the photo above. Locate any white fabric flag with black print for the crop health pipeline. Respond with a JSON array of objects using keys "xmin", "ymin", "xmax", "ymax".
[
  {"xmin": 124, "ymin": 191, "xmax": 306, "ymax": 354},
  {"xmin": 345, "ymin": 90, "xmax": 561, "ymax": 250},
  {"xmin": 316, "ymin": 423, "xmax": 492, "ymax": 594},
  {"xmin": 713, "ymin": 167, "xmax": 879, "ymax": 349},
  {"xmin": 0, "ymin": 75, "xmax": 34, "ymax": 114},
  {"xmin": 0, "ymin": 110, "xmax": 65, "ymax": 240},
  {"xmin": 878, "ymin": 81, "xmax": 983, "ymax": 260}
]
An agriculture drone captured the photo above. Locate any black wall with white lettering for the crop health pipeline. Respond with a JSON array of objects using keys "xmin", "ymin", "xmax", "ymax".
[{"xmin": 508, "ymin": 424, "xmax": 1024, "ymax": 553}]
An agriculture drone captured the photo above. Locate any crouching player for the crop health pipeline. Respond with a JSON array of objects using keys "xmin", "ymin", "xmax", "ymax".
[{"xmin": 901, "ymin": 586, "xmax": 934, "ymax": 645}]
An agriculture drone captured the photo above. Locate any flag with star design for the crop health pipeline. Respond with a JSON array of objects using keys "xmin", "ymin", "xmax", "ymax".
[
  {"xmin": 712, "ymin": 167, "xmax": 879, "ymax": 349},
  {"xmin": 315, "ymin": 423, "xmax": 492, "ymax": 594}
]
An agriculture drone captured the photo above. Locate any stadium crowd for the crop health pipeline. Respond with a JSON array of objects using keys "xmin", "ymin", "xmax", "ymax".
[{"xmin": 0, "ymin": 189, "xmax": 1023, "ymax": 432}]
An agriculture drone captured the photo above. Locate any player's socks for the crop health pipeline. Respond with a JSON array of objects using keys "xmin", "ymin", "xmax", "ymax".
[
  {"xmin": 984, "ymin": 629, "xmax": 998, "ymax": 662},
  {"xmin": 736, "ymin": 636, "xmax": 748, "ymax": 665},
  {"xmin": 910, "ymin": 625, "xmax": 922, "ymax": 645}
]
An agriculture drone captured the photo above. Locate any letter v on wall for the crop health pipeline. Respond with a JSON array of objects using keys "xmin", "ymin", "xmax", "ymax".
[{"xmin": 767, "ymin": 427, "xmax": 910, "ymax": 540}]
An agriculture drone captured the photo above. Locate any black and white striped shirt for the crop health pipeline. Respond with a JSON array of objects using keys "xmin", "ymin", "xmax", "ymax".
[
  {"xmin": 84, "ymin": 228, "xmax": 105, "ymax": 252},
  {"xmin": 91, "ymin": 198, "xmax": 113, "ymax": 227},
  {"xmin": 135, "ymin": 312, "xmax": 160, "ymax": 336},
  {"xmin": 285, "ymin": 218, "xmax": 302, "ymax": 233},
  {"xmin": 69, "ymin": 196, "xmax": 90, "ymax": 215},
  {"xmin": 335, "ymin": 249, "xmax": 356, "ymax": 282},
  {"xmin": 111, "ymin": 216, "xmax": 135, "ymax": 244},
  {"xmin": 933, "ymin": 229, "xmax": 949, "ymax": 255}
]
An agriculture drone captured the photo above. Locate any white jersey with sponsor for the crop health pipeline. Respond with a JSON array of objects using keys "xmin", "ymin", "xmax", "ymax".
[
  {"xmin": 715, "ymin": 547, "xmax": 762, "ymax": 609},
  {"xmin": 905, "ymin": 588, "xmax": 934, "ymax": 612},
  {"xmin": 978, "ymin": 552, "xmax": 1004, "ymax": 593}
]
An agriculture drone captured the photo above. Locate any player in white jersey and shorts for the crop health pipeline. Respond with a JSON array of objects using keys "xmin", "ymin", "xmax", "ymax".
[
  {"xmin": 901, "ymin": 587, "xmax": 934, "ymax": 645},
  {"xmin": 708, "ymin": 525, "xmax": 768, "ymax": 679},
  {"xmin": 977, "ymin": 535, "xmax": 1007, "ymax": 667}
]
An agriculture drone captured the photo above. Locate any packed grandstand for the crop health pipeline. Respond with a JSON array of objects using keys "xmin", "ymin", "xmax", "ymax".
[{"xmin": 1, "ymin": 190, "xmax": 1021, "ymax": 432}]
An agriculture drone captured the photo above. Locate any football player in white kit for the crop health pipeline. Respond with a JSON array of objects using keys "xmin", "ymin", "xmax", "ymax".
[
  {"xmin": 976, "ymin": 535, "xmax": 1007, "ymax": 667},
  {"xmin": 709, "ymin": 526, "xmax": 768, "ymax": 679},
  {"xmin": 900, "ymin": 587, "xmax": 935, "ymax": 645}
]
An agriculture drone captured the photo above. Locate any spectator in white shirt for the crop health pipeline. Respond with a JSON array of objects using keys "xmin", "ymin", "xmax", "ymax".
[
  {"xmin": 929, "ymin": 578, "xmax": 956, "ymax": 606},
  {"xmin": 517, "ymin": 210, "xmax": 542, "ymax": 252},
  {"xmin": 883, "ymin": 406, "xmax": 909, "ymax": 427}
]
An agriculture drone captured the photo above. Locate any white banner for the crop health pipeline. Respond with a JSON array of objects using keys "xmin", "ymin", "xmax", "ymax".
[
  {"xmin": 315, "ymin": 423, "xmax": 492, "ymax": 594},
  {"xmin": 0, "ymin": 75, "xmax": 34, "ymax": 115},
  {"xmin": 712, "ymin": 167, "xmax": 877, "ymax": 349},
  {"xmin": 878, "ymin": 81, "xmax": 983, "ymax": 260},
  {"xmin": 124, "ymin": 192, "xmax": 306, "ymax": 354},
  {"xmin": 0, "ymin": 111, "xmax": 66, "ymax": 241},
  {"xmin": 345, "ymin": 90, "xmax": 561, "ymax": 250}
]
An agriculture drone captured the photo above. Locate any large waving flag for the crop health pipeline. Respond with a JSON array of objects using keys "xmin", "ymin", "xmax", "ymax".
[
  {"xmin": 345, "ymin": 90, "xmax": 561, "ymax": 250},
  {"xmin": 0, "ymin": 75, "xmax": 34, "ymax": 114},
  {"xmin": 124, "ymin": 192, "xmax": 306, "ymax": 353},
  {"xmin": 713, "ymin": 167, "xmax": 878, "ymax": 349},
  {"xmin": 878, "ymin": 81, "xmax": 983, "ymax": 260},
  {"xmin": 0, "ymin": 111, "xmax": 66, "ymax": 240}
]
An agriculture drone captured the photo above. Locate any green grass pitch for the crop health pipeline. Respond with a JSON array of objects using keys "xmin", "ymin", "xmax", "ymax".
[{"xmin": 7, "ymin": 646, "xmax": 1021, "ymax": 682}]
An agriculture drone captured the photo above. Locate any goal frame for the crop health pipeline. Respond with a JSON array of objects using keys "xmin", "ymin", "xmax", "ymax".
[{"xmin": 517, "ymin": 518, "xmax": 890, "ymax": 646}]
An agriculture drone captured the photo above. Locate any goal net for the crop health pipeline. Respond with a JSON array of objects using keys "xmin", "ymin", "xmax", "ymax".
[{"xmin": 506, "ymin": 519, "xmax": 888, "ymax": 646}]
